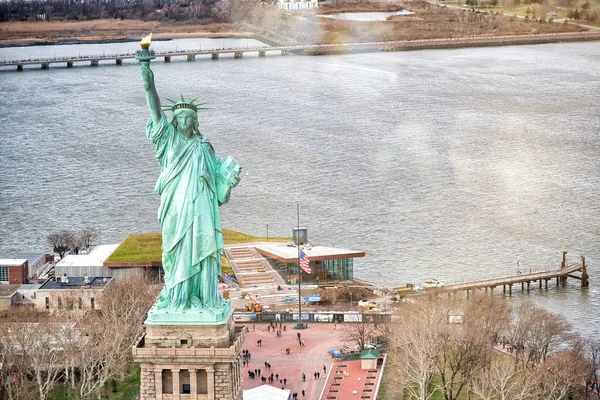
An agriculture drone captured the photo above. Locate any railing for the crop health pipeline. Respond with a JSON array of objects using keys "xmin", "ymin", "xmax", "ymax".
[
  {"xmin": 132, "ymin": 327, "xmax": 246, "ymax": 358},
  {"xmin": 427, "ymin": 262, "xmax": 584, "ymax": 292}
]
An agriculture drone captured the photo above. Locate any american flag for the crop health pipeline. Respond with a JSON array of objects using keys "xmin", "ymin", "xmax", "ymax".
[{"xmin": 299, "ymin": 250, "xmax": 311, "ymax": 274}]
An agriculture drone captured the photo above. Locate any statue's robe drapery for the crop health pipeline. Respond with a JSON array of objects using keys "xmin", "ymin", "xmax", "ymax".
[{"xmin": 147, "ymin": 112, "xmax": 231, "ymax": 311}]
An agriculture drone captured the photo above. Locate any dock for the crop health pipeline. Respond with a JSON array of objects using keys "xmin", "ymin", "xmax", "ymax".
[{"xmin": 420, "ymin": 252, "xmax": 589, "ymax": 298}]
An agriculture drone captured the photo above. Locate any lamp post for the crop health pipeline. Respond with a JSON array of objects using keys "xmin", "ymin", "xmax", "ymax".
[{"xmin": 266, "ymin": 224, "xmax": 269, "ymax": 242}]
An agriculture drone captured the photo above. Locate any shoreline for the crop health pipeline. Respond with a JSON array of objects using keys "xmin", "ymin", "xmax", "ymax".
[{"xmin": 0, "ymin": 31, "xmax": 256, "ymax": 49}]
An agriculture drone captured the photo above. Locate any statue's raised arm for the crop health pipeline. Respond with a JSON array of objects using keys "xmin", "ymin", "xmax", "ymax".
[
  {"xmin": 136, "ymin": 33, "xmax": 161, "ymax": 124},
  {"xmin": 140, "ymin": 61, "xmax": 161, "ymax": 125}
]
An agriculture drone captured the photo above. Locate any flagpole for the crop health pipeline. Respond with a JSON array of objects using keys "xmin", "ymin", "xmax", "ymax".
[{"xmin": 296, "ymin": 202, "xmax": 304, "ymax": 329}]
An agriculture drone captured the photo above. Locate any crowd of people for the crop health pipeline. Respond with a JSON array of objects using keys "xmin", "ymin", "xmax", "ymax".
[{"xmin": 243, "ymin": 321, "xmax": 331, "ymax": 399}]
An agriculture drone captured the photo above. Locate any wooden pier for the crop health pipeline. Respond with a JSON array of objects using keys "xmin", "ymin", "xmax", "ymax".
[{"xmin": 420, "ymin": 252, "xmax": 589, "ymax": 298}]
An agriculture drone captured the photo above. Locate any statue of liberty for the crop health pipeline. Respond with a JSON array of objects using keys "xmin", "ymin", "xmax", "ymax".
[{"xmin": 138, "ymin": 46, "xmax": 241, "ymax": 315}]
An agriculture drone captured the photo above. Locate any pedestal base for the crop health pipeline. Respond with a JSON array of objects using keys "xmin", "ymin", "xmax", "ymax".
[
  {"xmin": 133, "ymin": 314, "xmax": 245, "ymax": 400},
  {"xmin": 145, "ymin": 302, "xmax": 233, "ymax": 325}
]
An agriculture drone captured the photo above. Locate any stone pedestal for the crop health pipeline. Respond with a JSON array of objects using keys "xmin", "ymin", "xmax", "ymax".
[{"xmin": 133, "ymin": 315, "xmax": 245, "ymax": 400}]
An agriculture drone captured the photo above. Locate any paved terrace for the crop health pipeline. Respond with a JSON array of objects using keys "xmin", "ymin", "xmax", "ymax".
[{"xmin": 239, "ymin": 323, "xmax": 374, "ymax": 400}]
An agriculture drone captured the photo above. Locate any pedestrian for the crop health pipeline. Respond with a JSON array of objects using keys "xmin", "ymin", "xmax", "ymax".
[
  {"xmin": 292, "ymin": 393, "xmax": 298, "ymax": 399},
  {"xmin": 258, "ymin": 368, "xmax": 261, "ymax": 377},
  {"xmin": 276, "ymin": 373, "xmax": 279, "ymax": 381},
  {"xmin": 317, "ymin": 372, "xmax": 320, "ymax": 379},
  {"xmin": 248, "ymin": 352, "xmax": 251, "ymax": 360},
  {"xmin": 265, "ymin": 361, "xmax": 268, "ymax": 368},
  {"xmin": 302, "ymin": 373, "xmax": 306, "ymax": 382},
  {"xmin": 284, "ymin": 378, "xmax": 287, "ymax": 385},
  {"xmin": 323, "ymin": 365, "xmax": 327, "ymax": 374},
  {"xmin": 297, "ymin": 332, "xmax": 301, "ymax": 340},
  {"xmin": 253, "ymin": 323, "xmax": 255, "ymax": 331},
  {"xmin": 283, "ymin": 324, "xmax": 287, "ymax": 331},
  {"xmin": 267, "ymin": 362, "xmax": 271, "ymax": 369},
  {"xmin": 314, "ymin": 372, "xmax": 317, "ymax": 379},
  {"xmin": 279, "ymin": 379, "xmax": 283, "ymax": 385},
  {"xmin": 302, "ymin": 389, "xmax": 305, "ymax": 397},
  {"xmin": 268, "ymin": 325, "xmax": 270, "ymax": 332}
]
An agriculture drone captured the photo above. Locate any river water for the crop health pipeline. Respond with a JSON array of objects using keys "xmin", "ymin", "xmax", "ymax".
[{"xmin": 0, "ymin": 39, "xmax": 598, "ymax": 337}]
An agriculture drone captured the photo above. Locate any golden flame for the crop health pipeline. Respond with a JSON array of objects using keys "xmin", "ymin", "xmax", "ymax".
[{"xmin": 140, "ymin": 33, "xmax": 152, "ymax": 49}]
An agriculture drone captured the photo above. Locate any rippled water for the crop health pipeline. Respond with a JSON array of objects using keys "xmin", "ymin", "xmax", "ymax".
[{"xmin": 0, "ymin": 39, "xmax": 598, "ymax": 337}]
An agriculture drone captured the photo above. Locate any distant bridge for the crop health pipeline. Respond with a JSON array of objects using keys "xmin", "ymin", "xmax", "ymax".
[
  {"xmin": 2, "ymin": 31, "xmax": 599, "ymax": 71},
  {"xmin": 419, "ymin": 252, "xmax": 589, "ymax": 298}
]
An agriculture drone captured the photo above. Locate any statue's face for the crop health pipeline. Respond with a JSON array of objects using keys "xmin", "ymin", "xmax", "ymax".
[{"xmin": 174, "ymin": 109, "xmax": 196, "ymax": 132}]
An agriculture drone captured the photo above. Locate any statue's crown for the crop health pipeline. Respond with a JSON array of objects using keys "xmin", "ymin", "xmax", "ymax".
[{"xmin": 162, "ymin": 95, "xmax": 208, "ymax": 113}]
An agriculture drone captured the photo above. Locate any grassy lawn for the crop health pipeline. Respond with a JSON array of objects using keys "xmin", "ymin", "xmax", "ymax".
[
  {"xmin": 378, "ymin": 365, "xmax": 471, "ymax": 400},
  {"xmin": 104, "ymin": 229, "xmax": 290, "ymax": 278}
]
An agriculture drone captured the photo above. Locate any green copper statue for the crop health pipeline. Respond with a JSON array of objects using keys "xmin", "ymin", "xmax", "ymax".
[{"xmin": 137, "ymin": 39, "xmax": 241, "ymax": 316}]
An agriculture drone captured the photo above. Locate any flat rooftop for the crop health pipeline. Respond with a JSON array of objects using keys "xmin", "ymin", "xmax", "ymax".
[
  {"xmin": 0, "ymin": 284, "xmax": 20, "ymax": 297},
  {"xmin": 55, "ymin": 244, "xmax": 120, "ymax": 268},
  {"xmin": 251, "ymin": 243, "xmax": 365, "ymax": 263},
  {"xmin": 0, "ymin": 259, "xmax": 28, "ymax": 266},
  {"xmin": 40, "ymin": 276, "xmax": 113, "ymax": 290}
]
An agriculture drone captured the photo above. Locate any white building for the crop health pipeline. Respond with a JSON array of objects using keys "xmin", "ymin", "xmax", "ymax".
[{"xmin": 278, "ymin": 0, "xmax": 318, "ymax": 11}]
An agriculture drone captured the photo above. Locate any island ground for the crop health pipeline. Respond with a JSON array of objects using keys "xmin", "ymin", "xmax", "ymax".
[{"xmin": 0, "ymin": 0, "xmax": 592, "ymax": 48}]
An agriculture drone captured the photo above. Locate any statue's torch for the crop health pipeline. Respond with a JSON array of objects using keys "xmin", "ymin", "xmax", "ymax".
[{"xmin": 135, "ymin": 33, "xmax": 156, "ymax": 63}]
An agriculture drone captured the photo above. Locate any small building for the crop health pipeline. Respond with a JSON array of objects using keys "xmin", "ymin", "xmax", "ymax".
[
  {"xmin": 0, "ymin": 285, "xmax": 20, "ymax": 308},
  {"xmin": 244, "ymin": 384, "xmax": 290, "ymax": 400},
  {"xmin": 54, "ymin": 244, "xmax": 156, "ymax": 280},
  {"xmin": 0, "ymin": 259, "xmax": 29, "ymax": 284},
  {"xmin": 255, "ymin": 241, "xmax": 365, "ymax": 284},
  {"xmin": 278, "ymin": 0, "xmax": 318, "ymax": 10},
  {"xmin": 33, "ymin": 276, "xmax": 114, "ymax": 313},
  {"xmin": 14, "ymin": 252, "xmax": 54, "ymax": 279},
  {"xmin": 359, "ymin": 349, "xmax": 381, "ymax": 370}
]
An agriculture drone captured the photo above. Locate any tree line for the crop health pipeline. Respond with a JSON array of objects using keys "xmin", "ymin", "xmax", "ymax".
[
  {"xmin": 0, "ymin": 275, "xmax": 158, "ymax": 400},
  {"xmin": 385, "ymin": 294, "xmax": 600, "ymax": 400},
  {"xmin": 0, "ymin": 0, "xmax": 264, "ymax": 23},
  {"xmin": 46, "ymin": 227, "xmax": 99, "ymax": 259}
]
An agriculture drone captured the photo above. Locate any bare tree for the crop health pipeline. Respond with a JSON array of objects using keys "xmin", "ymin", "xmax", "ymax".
[
  {"xmin": 532, "ymin": 345, "xmax": 589, "ymax": 400},
  {"xmin": 78, "ymin": 226, "xmax": 99, "ymax": 249},
  {"xmin": 469, "ymin": 356, "xmax": 538, "ymax": 400},
  {"xmin": 508, "ymin": 301, "xmax": 575, "ymax": 365},
  {"xmin": 46, "ymin": 230, "xmax": 76, "ymax": 259},
  {"xmin": 586, "ymin": 339, "xmax": 600, "ymax": 393},
  {"xmin": 67, "ymin": 274, "xmax": 158, "ymax": 399},
  {"xmin": 463, "ymin": 293, "xmax": 511, "ymax": 344},
  {"xmin": 388, "ymin": 298, "xmax": 449, "ymax": 400},
  {"xmin": 434, "ymin": 326, "xmax": 491, "ymax": 400},
  {"xmin": 3, "ymin": 312, "xmax": 66, "ymax": 400},
  {"xmin": 340, "ymin": 319, "xmax": 381, "ymax": 351}
]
